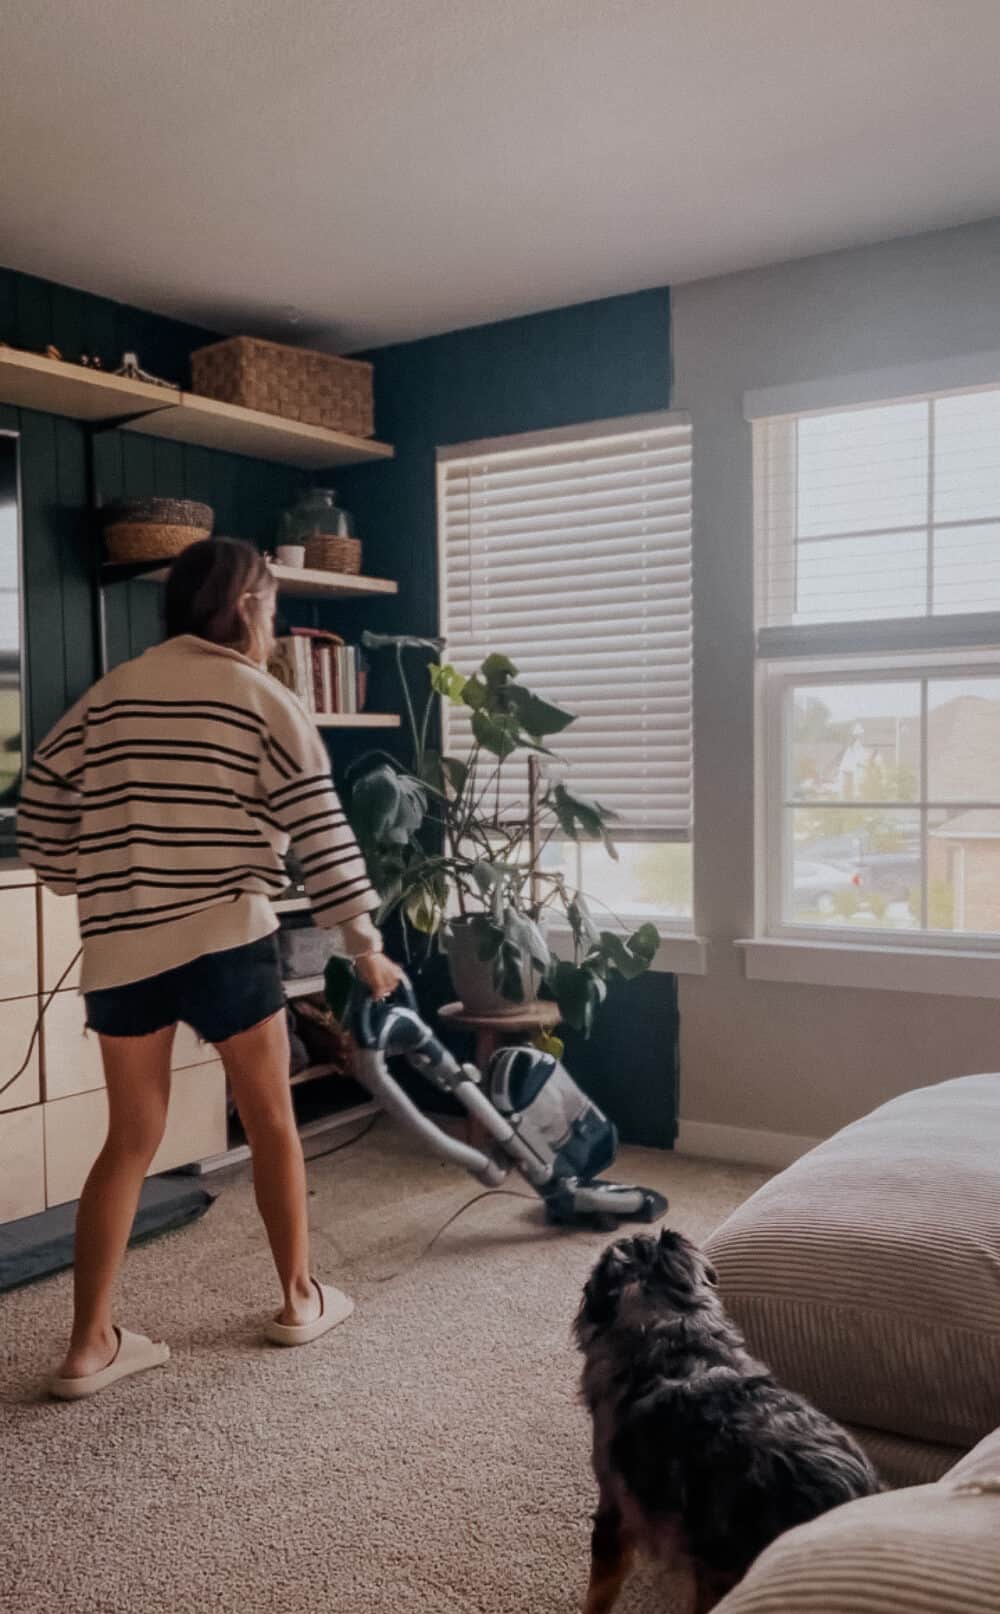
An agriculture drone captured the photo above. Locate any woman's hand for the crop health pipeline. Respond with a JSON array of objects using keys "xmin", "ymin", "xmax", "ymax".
[{"xmin": 354, "ymin": 951, "xmax": 404, "ymax": 1001}]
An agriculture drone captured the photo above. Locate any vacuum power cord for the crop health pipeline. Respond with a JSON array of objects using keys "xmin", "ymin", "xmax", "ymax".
[{"xmin": 0, "ymin": 945, "xmax": 84, "ymax": 1101}]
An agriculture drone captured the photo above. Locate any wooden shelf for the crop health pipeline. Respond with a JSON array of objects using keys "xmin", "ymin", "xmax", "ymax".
[
  {"xmin": 0, "ymin": 348, "xmax": 395, "ymax": 468},
  {"xmin": 101, "ymin": 559, "xmax": 397, "ymax": 600},
  {"xmin": 269, "ymin": 562, "xmax": 397, "ymax": 598},
  {"xmin": 124, "ymin": 392, "xmax": 394, "ymax": 468},
  {"xmin": 185, "ymin": 1100, "xmax": 378, "ymax": 1174},
  {"xmin": 289, "ymin": 1061, "xmax": 342, "ymax": 1089},
  {"xmin": 0, "ymin": 346, "xmax": 176, "ymax": 423},
  {"xmin": 314, "ymin": 713, "xmax": 399, "ymax": 729}
]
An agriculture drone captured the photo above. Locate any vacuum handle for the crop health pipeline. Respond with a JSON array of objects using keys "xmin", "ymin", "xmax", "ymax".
[{"xmin": 350, "ymin": 974, "xmax": 419, "ymax": 1049}]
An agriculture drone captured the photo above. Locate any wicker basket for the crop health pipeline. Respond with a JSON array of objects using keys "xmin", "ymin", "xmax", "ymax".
[
  {"xmin": 105, "ymin": 523, "xmax": 208, "ymax": 563},
  {"xmin": 103, "ymin": 498, "xmax": 213, "ymax": 564},
  {"xmin": 190, "ymin": 335, "xmax": 374, "ymax": 438},
  {"xmin": 304, "ymin": 534, "xmax": 362, "ymax": 575}
]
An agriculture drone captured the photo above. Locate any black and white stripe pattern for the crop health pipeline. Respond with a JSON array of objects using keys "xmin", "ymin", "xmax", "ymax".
[{"xmin": 17, "ymin": 636, "xmax": 378, "ymax": 967}]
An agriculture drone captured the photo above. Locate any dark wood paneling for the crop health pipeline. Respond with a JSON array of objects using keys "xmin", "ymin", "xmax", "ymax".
[{"xmin": 3, "ymin": 265, "xmax": 304, "ymax": 717}]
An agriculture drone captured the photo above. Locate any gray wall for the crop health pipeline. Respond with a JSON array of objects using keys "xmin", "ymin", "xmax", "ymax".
[{"xmin": 672, "ymin": 217, "xmax": 1000, "ymax": 1143}]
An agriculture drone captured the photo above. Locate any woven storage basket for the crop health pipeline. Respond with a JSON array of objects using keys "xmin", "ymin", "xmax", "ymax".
[
  {"xmin": 304, "ymin": 534, "xmax": 363, "ymax": 575},
  {"xmin": 103, "ymin": 498, "xmax": 213, "ymax": 564},
  {"xmin": 190, "ymin": 335, "xmax": 374, "ymax": 438}
]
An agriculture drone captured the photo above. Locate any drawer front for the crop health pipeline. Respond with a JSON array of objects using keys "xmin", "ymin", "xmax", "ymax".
[
  {"xmin": 0, "ymin": 864, "xmax": 36, "ymax": 890},
  {"xmin": 0, "ymin": 886, "xmax": 38, "ymax": 1002},
  {"xmin": 41, "ymin": 989, "xmax": 104, "ymax": 1102},
  {"xmin": 44, "ymin": 1061, "xmax": 228, "ymax": 1208},
  {"xmin": 0, "ymin": 995, "xmax": 42, "ymax": 1112},
  {"xmin": 41, "ymin": 887, "xmax": 82, "ymax": 993},
  {"xmin": 0, "ymin": 1104, "xmax": 46, "ymax": 1222}
]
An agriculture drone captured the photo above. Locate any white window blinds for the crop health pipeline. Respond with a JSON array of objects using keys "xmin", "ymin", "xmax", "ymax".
[
  {"xmin": 754, "ymin": 385, "xmax": 1000, "ymax": 634},
  {"xmin": 437, "ymin": 413, "xmax": 692, "ymax": 839}
]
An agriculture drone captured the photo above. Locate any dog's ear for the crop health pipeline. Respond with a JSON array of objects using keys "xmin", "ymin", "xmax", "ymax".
[
  {"xmin": 580, "ymin": 1247, "xmax": 629, "ymax": 1330},
  {"xmin": 704, "ymin": 1259, "xmax": 719, "ymax": 1287}
]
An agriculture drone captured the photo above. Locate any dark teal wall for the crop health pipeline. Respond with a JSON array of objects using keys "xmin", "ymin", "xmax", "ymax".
[
  {"xmin": 336, "ymin": 288, "xmax": 679, "ymax": 1147},
  {"xmin": 0, "ymin": 267, "xmax": 304, "ymax": 747}
]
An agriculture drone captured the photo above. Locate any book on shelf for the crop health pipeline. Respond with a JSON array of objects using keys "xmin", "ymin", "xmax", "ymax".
[{"xmin": 269, "ymin": 628, "xmax": 366, "ymax": 716}]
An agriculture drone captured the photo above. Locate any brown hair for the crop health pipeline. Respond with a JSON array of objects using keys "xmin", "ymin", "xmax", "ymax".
[{"xmin": 164, "ymin": 537, "xmax": 271, "ymax": 649}]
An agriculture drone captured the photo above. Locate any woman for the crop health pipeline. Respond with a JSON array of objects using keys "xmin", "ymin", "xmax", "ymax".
[{"xmin": 17, "ymin": 537, "xmax": 401, "ymax": 1398}]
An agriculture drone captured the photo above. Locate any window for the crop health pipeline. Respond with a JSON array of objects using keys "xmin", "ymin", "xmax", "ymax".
[
  {"xmin": 754, "ymin": 383, "xmax": 1000, "ymax": 949},
  {"xmin": 437, "ymin": 413, "xmax": 693, "ymax": 924}
]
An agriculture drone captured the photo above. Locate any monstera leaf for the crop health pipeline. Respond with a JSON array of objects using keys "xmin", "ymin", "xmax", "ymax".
[
  {"xmin": 351, "ymin": 764, "xmax": 427, "ymax": 848},
  {"xmin": 503, "ymin": 684, "xmax": 574, "ymax": 740}
]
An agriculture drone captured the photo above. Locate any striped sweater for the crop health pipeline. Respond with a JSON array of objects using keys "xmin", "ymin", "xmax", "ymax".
[{"xmin": 17, "ymin": 634, "xmax": 380, "ymax": 991}]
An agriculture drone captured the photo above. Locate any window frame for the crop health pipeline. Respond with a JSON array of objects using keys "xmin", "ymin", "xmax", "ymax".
[
  {"xmin": 752, "ymin": 372, "xmax": 1000, "ymax": 971},
  {"xmin": 759, "ymin": 648, "xmax": 1000, "ymax": 954},
  {"xmin": 435, "ymin": 412, "xmax": 697, "ymax": 940}
]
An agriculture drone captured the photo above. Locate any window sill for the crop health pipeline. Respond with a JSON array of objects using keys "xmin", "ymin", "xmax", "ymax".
[
  {"xmin": 548, "ymin": 925, "xmax": 707, "ymax": 976},
  {"xmin": 737, "ymin": 937, "xmax": 1000, "ymax": 998}
]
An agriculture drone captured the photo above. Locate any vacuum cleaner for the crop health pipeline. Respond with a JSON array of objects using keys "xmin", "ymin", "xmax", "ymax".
[{"xmin": 349, "ymin": 980, "xmax": 667, "ymax": 1230}]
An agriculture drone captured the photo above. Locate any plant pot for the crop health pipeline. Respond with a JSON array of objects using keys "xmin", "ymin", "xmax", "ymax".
[{"xmin": 444, "ymin": 917, "xmax": 541, "ymax": 1016}]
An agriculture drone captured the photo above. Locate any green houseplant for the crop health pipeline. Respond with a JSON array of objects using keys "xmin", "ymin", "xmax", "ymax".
[{"xmin": 339, "ymin": 632, "xmax": 659, "ymax": 1036}]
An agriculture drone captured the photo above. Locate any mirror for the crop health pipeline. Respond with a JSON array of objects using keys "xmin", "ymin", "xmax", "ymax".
[{"xmin": 0, "ymin": 432, "xmax": 24, "ymax": 855}]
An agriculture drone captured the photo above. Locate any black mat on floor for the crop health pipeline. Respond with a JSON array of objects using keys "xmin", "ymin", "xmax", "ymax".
[{"xmin": 0, "ymin": 1174, "xmax": 214, "ymax": 1293}]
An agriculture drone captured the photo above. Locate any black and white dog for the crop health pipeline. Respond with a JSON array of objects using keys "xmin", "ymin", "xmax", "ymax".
[{"xmin": 575, "ymin": 1230, "xmax": 880, "ymax": 1613}]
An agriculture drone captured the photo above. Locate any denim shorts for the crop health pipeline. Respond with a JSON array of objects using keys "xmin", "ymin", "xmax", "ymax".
[{"xmin": 84, "ymin": 934, "xmax": 287, "ymax": 1044}]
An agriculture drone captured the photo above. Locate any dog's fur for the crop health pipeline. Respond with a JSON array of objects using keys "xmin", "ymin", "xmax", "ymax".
[{"xmin": 574, "ymin": 1230, "xmax": 881, "ymax": 1614}]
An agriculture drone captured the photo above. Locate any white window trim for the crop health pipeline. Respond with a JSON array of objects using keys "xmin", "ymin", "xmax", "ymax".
[
  {"xmin": 743, "ymin": 348, "xmax": 1000, "ymax": 422},
  {"xmin": 749, "ymin": 357, "xmax": 1000, "ymax": 995},
  {"xmin": 738, "ymin": 937, "xmax": 1000, "ymax": 999}
]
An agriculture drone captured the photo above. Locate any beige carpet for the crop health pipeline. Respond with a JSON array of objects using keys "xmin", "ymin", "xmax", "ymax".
[{"xmin": 1, "ymin": 1121, "xmax": 767, "ymax": 1614}]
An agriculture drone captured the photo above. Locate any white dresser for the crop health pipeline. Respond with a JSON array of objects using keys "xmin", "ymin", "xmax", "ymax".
[{"xmin": 0, "ymin": 865, "xmax": 227, "ymax": 1224}]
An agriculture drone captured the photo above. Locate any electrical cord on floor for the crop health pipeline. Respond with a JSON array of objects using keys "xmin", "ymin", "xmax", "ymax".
[
  {"xmin": 303, "ymin": 1111, "xmax": 382, "ymax": 1163},
  {"xmin": 0, "ymin": 945, "xmax": 84, "ymax": 1101},
  {"xmin": 372, "ymin": 1188, "xmax": 537, "ymax": 1283},
  {"xmin": 301, "ymin": 1111, "xmax": 538, "ymax": 1281}
]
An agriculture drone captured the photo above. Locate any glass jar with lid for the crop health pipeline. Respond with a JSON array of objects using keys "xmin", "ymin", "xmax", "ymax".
[{"xmin": 278, "ymin": 488, "xmax": 355, "ymax": 545}]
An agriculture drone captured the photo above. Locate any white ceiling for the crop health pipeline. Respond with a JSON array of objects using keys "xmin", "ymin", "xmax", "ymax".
[{"xmin": 2, "ymin": 0, "xmax": 1000, "ymax": 350}]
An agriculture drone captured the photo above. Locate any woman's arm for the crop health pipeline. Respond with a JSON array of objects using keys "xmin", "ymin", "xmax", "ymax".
[
  {"xmin": 261, "ymin": 701, "xmax": 382, "ymax": 952},
  {"xmin": 16, "ymin": 704, "xmax": 86, "ymax": 893}
]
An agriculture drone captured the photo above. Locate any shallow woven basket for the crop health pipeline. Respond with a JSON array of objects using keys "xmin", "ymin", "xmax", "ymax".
[
  {"xmin": 304, "ymin": 534, "xmax": 362, "ymax": 574},
  {"xmin": 104, "ymin": 522, "xmax": 209, "ymax": 564}
]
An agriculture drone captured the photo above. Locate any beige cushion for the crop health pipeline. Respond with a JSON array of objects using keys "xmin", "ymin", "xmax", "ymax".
[
  {"xmin": 948, "ymin": 1423, "xmax": 1000, "ymax": 1491},
  {"xmin": 705, "ymin": 1074, "xmax": 1000, "ymax": 1450},
  {"xmin": 714, "ymin": 1426, "xmax": 1000, "ymax": 1613},
  {"xmin": 844, "ymin": 1423, "xmax": 963, "ymax": 1488}
]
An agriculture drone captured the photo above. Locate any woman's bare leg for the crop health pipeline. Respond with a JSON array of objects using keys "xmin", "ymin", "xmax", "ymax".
[
  {"xmin": 216, "ymin": 1011, "xmax": 319, "ymax": 1327},
  {"xmin": 59, "ymin": 1025, "xmax": 176, "ymax": 1379}
]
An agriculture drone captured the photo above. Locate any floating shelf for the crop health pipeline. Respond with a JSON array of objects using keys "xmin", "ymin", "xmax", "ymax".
[
  {"xmin": 0, "ymin": 348, "xmax": 394, "ymax": 468},
  {"xmin": 0, "ymin": 346, "xmax": 176, "ymax": 422},
  {"xmin": 269, "ymin": 562, "xmax": 397, "ymax": 598},
  {"xmin": 123, "ymin": 392, "xmax": 394, "ymax": 468},
  {"xmin": 289, "ymin": 1062, "xmax": 342, "ymax": 1090},
  {"xmin": 314, "ymin": 713, "xmax": 399, "ymax": 729},
  {"xmin": 101, "ymin": 559, "xmax": 397, "ymax": 599}
]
